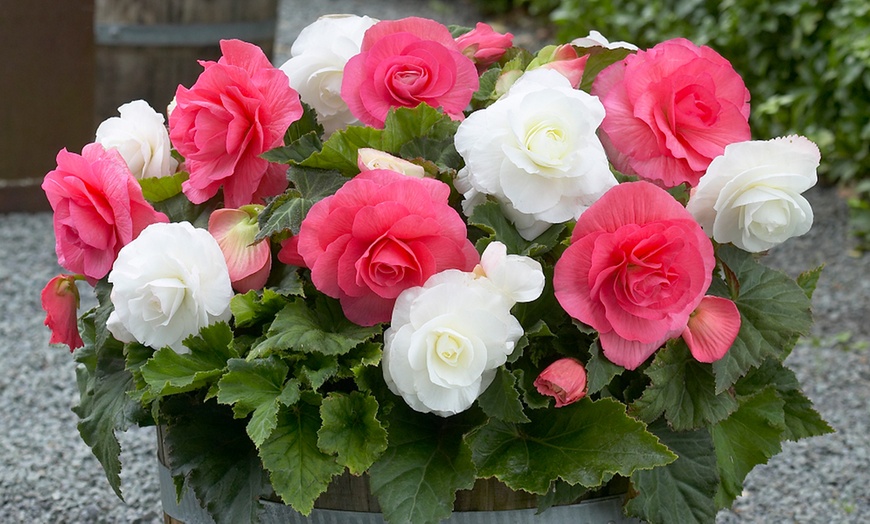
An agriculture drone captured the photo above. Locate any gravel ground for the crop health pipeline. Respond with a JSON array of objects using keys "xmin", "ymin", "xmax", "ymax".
[{"xmin": 1, "ymin": 1, "xmax": 867, "ymax": 522}]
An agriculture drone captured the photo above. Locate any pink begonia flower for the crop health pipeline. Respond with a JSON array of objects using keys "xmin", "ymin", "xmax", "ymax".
[
  {"xmin": 208, "ymin": 206, "xmax": 272, "ymax": 292},
  {"xmin": 341, "ymin": 17, "xmax": 480, "ymax": 128},
  {"xmin": 554, "ymin": 181, "xmax": 715, "ymax": 370},
  {"xmin": 591, "ymin": 38, "xmax": 751, "ymax": 188},
  {"xmin": 534, "ymin": 358, "xmax": 588, "ymax": 407},
  {"xmin": 531, "ymin": 44, "xmax": 589, "ymax": 88},
  {"xmin": 41, "ymin": 144, "xmax": 169, "ymax": 282},
  {"xmin": 170, "ymin": 39, "xmax": 303, "ymax": 208},
  {"xmin": 296, "ymin": 169, "xmax": 479, "ymax": 326},
  {"xmin": 41, "ymin": 274, "xmax": 83, "ymax": 352},
  {"xmin": 455, "ymin": 22, "xmax": 514, "ymax": 72},
  {"xmin": 357, "ymin": 148, "xmax": 425, "ymax": 178},
  {"xmin": 682, "ymin": 295, "xmax": 741, "ymax": 363}
]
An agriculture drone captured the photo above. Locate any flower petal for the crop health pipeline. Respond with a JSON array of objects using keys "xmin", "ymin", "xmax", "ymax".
[{"xmin": 682, "ymin": 295, "xmax": 741, "ymax": 363}]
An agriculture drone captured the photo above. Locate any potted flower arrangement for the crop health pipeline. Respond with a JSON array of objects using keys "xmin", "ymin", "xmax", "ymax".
[{"xmin": 40, "ymin": 13, "xmax": 832, "ymax": 524}]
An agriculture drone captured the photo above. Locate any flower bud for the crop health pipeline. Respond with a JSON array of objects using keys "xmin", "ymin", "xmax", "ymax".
[
  {"xmin": 528, "ymin": 44, "xmax": 589, "ymax": 88},
  {"xmin": 534, "ymin": 358, "xmax": 588, "ymax": 407},
  {"xmin": 357, "ymin": 148, "xmax": 425, "ymax": 178},
  {"xmin": 208, "ymin": 206, "xmax": 271, "ymax": 292},
  {"xmin": 455, "ymin": 22, "xmax": 514, "ymax": 72},
  {"xmin": 41, "ymin": 274, "xmax": 83, "ymax": 352}
]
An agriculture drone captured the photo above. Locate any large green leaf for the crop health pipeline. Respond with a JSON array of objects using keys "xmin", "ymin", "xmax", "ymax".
[
  {"xmin": 140, "ymin": 322, "xmax": 237, "ymax": 397},
  {"xmin": 73, "ymin": 310, "xmax": 142, "ymax": 499},
  {"xmin": 711, "ymin": 245, "xmax": 814, "ymax": 392},
  {"xmin": 734, "ymin": 359, "xmax": 833, "ymax": 441},
  {"xmin": 466, "ymin": 397, "xmax": 676, "ymax": 494},
  {"xmin": 250, "ymin": 297, "xmax": 382, "ymax": 359},
  {"xmin": 216, "ymin": 357, "xmax": 296, "ymax": 446},
  {"xmin": 476, "ymin": 367, "xmax": 530, "ymax": 423},
  {"xmin": 318, "ymin": 391, "xmax": 388, "ymax": 474},
  {"xmin": 256, "ymin": 166, "xmax": 348, "ymax": 239},
  {"xmin": 625, "ymin": 419, "xmax": 719, "ymax": 524},
  {"xmin": 258, "ymin": 396, "xmax": 343, "ymax": 516},
  {"xmin": 161, "ymin": 397, "xmax": 273, "ymax": 524},
  {"xmin": 300, "ymin": 125, "xmax": 383, "ymax": 174},
  {"xmin": 368, "ymin": 404, "xmax": 478, "ymax": 524},
  {"xmin": 631, "ymin": 341, "xmax": 738, "ymax": 431},
  {"xmin": 711, "ymin": 387, "xmax": 786, "ymax": 508},
  {"xmin": 380, "ymin": 104, "xmax": 458, "ymax": 152}
]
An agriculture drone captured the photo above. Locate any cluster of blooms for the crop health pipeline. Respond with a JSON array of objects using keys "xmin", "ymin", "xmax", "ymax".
[
  {"xmin": 41, "ymin": 15, "xmax": 820, "ymax": 419},
  {"xmin": 36, "ymin": 13, "xmax": 833, "ymax": 524}
]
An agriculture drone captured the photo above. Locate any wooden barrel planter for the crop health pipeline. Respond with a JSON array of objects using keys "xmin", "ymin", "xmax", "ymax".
[
  {"xmin": 156, "ymin": 426, "xmax": 640, "ymax": 524},
  {"xmin": 93, "ymin": 0, "xmax": 278, "ymax": 125}
]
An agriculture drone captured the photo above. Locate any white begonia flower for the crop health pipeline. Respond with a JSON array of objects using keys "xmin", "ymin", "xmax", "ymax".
[
  {"xmin": 106, "ymin": 222, "xmax": 233, "ymax": 353},
  {"xmin": 473, "ymin": 241, "xmax": 545, "ymax": 305},
  {"xmin": 570, "ymin": 30, "xmax": 638, "ymax": 51},
  {"xmin": 686, "ymin": 136, "xmax": 820, "ymax": 253},
  {"xmin": 383, "ymin": 270, "xmax": 524, "ymax": 417},
  {"xmin": 454, "ymin": 68, "xmax": 618, "ymax": 240},
  {"xmin": 95, "ymin": 99, "xmax": 178, "ymax": 179},
  {"xmin": 279, "ymin": 14, "xmax": 377, "ymax": 136}
]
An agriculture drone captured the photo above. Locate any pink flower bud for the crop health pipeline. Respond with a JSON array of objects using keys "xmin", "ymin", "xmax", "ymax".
[
  {"xmin": 455, "ymin": 22, "xmax": 514, "ymax": 72},
  {"xmin": 534, "ymin": 358, "xmax": 588, "ymax": 407},
  {"xmin": 208, "ymin": 206, "xmax": 271, "ymax": 292},
  {"xmin": 537, "ymin": 44, "xmax": 589, "ymax": 88},
  {"xmin": 41, "ymin": 274, "xmax": 83, "ymax": 352}
]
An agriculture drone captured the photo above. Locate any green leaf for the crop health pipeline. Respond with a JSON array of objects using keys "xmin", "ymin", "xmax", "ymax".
[
  {"xmin": 301, "ymin": 125, "xmax": 384, "ymax": 174},
  {"xmin": 73, "ymin": 312, "xmax": 142, "ymax": 499},
  {"xmin": 161, "ymin": 397, "xmax": 272, "ymax": 524},
  {"xmin": 150, "ymin": 190, "xmax": 218, "ymax": 227},
  {"xmin": 258, "ymin": 396, "xmax": 343, "ymax": 516},
  {"xmin": 230, "ymin": 289, "xmax": 288, "ymax": 330},
  {"xmin": 256, "ymin": 166, "xmax": 347, "ymax": 238},
  {"xmin": 140, "ymin": 322, "xmax": 237, "ymax": 397},
  {"xmin": 631, "ymin": 341, "xmax": 738, "ymax": 431},
  {"xmin": 734, "ymin": 360, "xmax": 833, "ymax": 441},
  {"xmin": 468, "ymin": 200, "xmax": 566, "ymax": 257},
  {"xmin": 797, "ymin": 264, "xmax": 824, "ymax": 299},
  {"xmin": 711, "ymin": 245, "xmax": 814, "ymax": 392},
  {"xmin": 368, "ymin": 405, "xmax": 478, "ymax": 524},
  {"xmin": 261, "ymin": 132, "xmax": 323, "ymax": 164},
  {"xmin": 476, "ymin": 367, "xmax": 530, "ymax": 423},
  {"xmin": 625, "ymin": 419, "xmax": 719, "ymax": 524},
  {"xmin": 216, "ymin": 356, "xmax": 292, "ymax": 446},
  {"xmin": 381, "ymin": 104, "xmax": 458, "ymax": 151},
  {"xmin": 586, "ymin": 340, "xmax": 624, "ymax": 395},
  {"xmin": 711, "ymin": 387, "xmax": 786, "ymax": 508},
  {"xmin": 536, "ymin": 480, "xmax": 589, "ymax": 514},
  {"xmin": 251, "ymin": 297, "xmax": 382, "ymax": 359},
  {"xmin": 339, "ymin": 341, "xmax": 383, "ymax": 377},
  {"xmin": 139, "ymin": 171, "xmax": 188, "ymax": 202},
  {"xmin": 467, "ymin": 397, "xmax": 676, "ymax": 494},
  {"xmin": 296, "ymin": 353, "xmax": 340, "ymax": 390},
  {"xmin": 318, "ymin": 391, "xmax": 388, "ymax": 474},
  {"xmin": 261, "ymin": 101, "xmax": 324, "ymax": 164},
  {"xmin": 577, "ymin": 47, "xmax": 633, "ymax": 93}
]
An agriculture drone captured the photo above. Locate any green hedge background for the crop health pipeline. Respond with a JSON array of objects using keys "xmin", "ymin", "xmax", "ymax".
[{"xmin": 481, "ymin": 0, "xmax": 870, "ymax": 245}]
